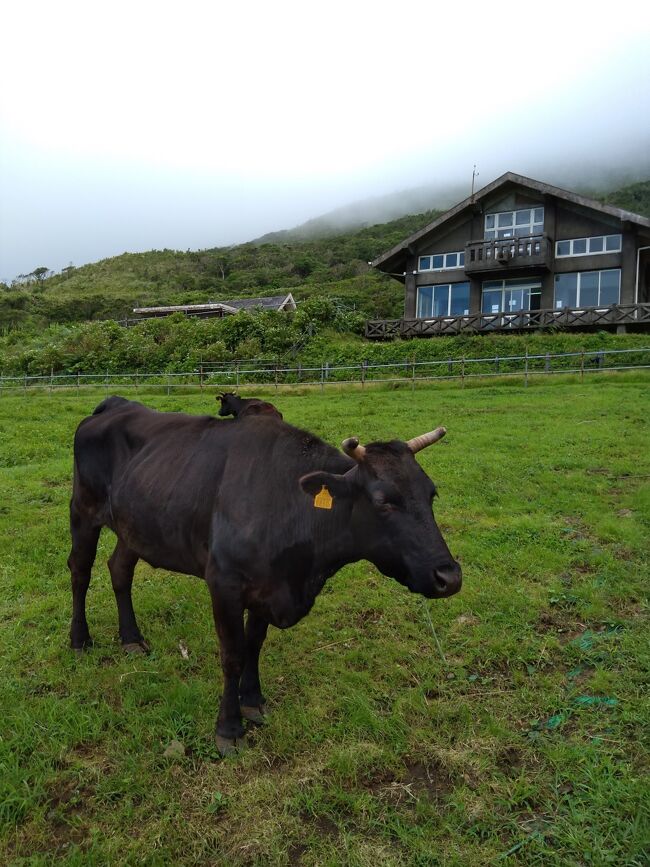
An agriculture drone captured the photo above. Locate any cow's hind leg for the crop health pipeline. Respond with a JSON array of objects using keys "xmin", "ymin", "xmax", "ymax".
[
  {"xmin": 205, "ymin": 561, "xmax": 246, "ymax": 755},
  {"xmin": 68, "ymin": 509, "xmax": 100, "ymax": 651},
  {"xmin": 239, "ymin": 611, "xmax": 269, "ymax": 724},
  {"xmin": 108, "ymin": 539, "xmax": 148, "ymax": 654}
]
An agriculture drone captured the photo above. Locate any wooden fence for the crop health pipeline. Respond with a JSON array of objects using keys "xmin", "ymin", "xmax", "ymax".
[{"xmin": 1, "ymin": 347, "xmax": 649, "ymax": 395}]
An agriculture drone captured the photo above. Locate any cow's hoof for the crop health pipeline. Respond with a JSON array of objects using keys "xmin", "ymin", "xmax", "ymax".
[
  {"xmin": 241, "ymin": 705, "xmax": 266, "ymax": 725},
  {"xmin": 71, "ymin": 638, "xmax": 93, "ymax": 653},
  {"xmin": 216, "ymin": 734, "xmax": 246, "ymax": 756},
  {"xmin": 122, "ymin": 639, "xmax": 150, "ymax": 655}
]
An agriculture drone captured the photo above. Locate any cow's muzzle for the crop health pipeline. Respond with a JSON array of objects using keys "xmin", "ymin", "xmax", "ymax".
[{"xmin": 430, "ymin": 562, "xmax": 462, "ymax": 598}]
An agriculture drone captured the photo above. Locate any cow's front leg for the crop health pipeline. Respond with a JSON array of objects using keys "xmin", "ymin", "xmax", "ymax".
[
  {"xmin": 240, "ymin": 611, "xmax": 269, "ymax": 724},
  {"xmin": 205, "ymin": 564, "xmax": 245, "ymax": 755}
]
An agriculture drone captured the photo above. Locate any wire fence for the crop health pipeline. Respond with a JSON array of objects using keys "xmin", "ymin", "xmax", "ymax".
[{"xmin": 1, "ymin": 347, "xmax": 649, "ymax": 395}]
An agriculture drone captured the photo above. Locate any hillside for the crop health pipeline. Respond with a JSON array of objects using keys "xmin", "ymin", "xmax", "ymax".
[{"xmin": 1, "ymin": 178, "xmax": 649, "ymax": 340}]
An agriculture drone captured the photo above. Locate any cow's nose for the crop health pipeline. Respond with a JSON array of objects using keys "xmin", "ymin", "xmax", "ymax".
[{"xmin": 433, "ymin": 562, "xmax": 462, "ymax": 597}]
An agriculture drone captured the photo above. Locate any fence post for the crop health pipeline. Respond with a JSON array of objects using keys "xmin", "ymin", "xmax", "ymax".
[
  {"xmin": 545, "ymin": 353, "xmax": 550, "ymax": 374},
  {"xmin": 105, "ymin": 370, "xmax": 109, "ymax": 396},
  {"xmin": 411, "ymin": 355, "xmax": 416, "ymax": 390},
  {"xmin": 77, "ymin": 371, "xmax": 80, "ymax": 392},
  {"xmin": 495, "ymin": 355, "xmax": 499, "ymax": 375},
  {"xmin": 24, "ymin": 373, "xmax": 27, "ymax": 394},
  {"xmin": 274, "ymin": 361, "xmax": 279, "ymax": 392},
  {"xmin": 448, "ymin": 357, "xmax": 453, "ymax": 376},
  {"xmin": 320, "ymin": 362, "xmax": 324, "ymax": 392},
  {"xmin": 524, "ymin": 350, "xmax": 529, "ymax": 388},
  {"xmin": 50, "ymin": 366, "xmax": 54, "ymax": 394},
  {"xmin": 199, "ymin": 364, "xmax": 204, "ymax": 390},
  {"xmin": 167, "ymin": 373, "xmax": 170, "ymax": 396},
  {"xmin": 298, "ymin": 362, "xmax": 302, "ymax": 383},
  {"xmin": 461, "ymin": 357, "xmax": 465, "ymax": 388},
  {"xmin": 236, "ymin": 363, "xmax": 240, "ymax": 388},
  {"xmin": 580, "ymin": 351, "xmax": 585, "ymax": 382},
  {"xmin": 361, "ymin": 361, "xmax": 365, "ymax": 388}
]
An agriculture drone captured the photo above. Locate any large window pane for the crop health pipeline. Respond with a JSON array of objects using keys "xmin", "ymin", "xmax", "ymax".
[
  {"xmin": 498, "ymin": 212, "xmax": 513, "ymax": 227},
  {"xmin": 555, "ymin": 273, "xmax": 578, "ymax": 308},
  {"xmin": 605, "ymin": 234, "xmax": 621, "ymax": 251},
  {"xmin": 449, "ymin": 283, "xmax": 470, "ymax": 315},
  {"xmin": 458, "ymin": 252, "xmax": 465, "ymax": 267},
  {"xmin": 432, "ymin": 255, "xmax": 444, "ymax": 269},
  {"xmin": 419, "ymin": 256, "xmax": 431, "ymax": 271},
  {"xmin": 482, "ymin": 289, "xmax": 502, "ymax": 313},
  {"xmin": 533, "ymin": 208, "xmax": 544, "ymax": 223},
  {"xmin": 485, "ymin": 214, "xmax": 495, "ymax": 229},
  {"xmin": 599, "ymin": 270, "xmax": 620, "ymax": 304},
  {"xmin": 573, "ymin": 239, "xmax": 587, "ymax": 254},
  {"xmin": 515, "ymin": 209, "xmax": 531, "ymax": 225},
  {"xmin": 557, "ymin": 240, "xmax": 570, "ymax": 256},
  {"xmin": 417, "ymin": 286, "xmax": 433, "ymax": 318},
  {"xmin": 588, "ymin": 236, "xmax": 604, "ymax": 253},
  {"xmin": 432, "ymin": 285, "xmax": 450, "ymax": 316},
  {"xmin": 579, "ymin": 272, "xmax": 599, "ymax": 306},
  {"xmin": 446, "ymin": 252, "xmax": 458, "ymax": 268}
]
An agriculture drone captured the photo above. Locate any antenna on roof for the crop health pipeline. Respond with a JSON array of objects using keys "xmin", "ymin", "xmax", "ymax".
[{"xmin": 471, "ymin": 164, "xmax": 479, "ymax": 200}]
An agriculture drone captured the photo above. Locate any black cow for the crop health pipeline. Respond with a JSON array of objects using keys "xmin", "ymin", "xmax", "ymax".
[
  {"xmin": 68, "ymin": 396, "xmax": 461, "ymax": 753},
  {"xmin": 217, "ymin": 392, "xmax": 283, "ymax": 420}
]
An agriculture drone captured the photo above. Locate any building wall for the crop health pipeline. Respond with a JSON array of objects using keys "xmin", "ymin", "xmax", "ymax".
[{"xmin": 400, "ymin": 187, "xmax": 647, "ymax": 317}]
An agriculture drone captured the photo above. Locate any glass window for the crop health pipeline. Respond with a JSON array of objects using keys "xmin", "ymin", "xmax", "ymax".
[
  {"xmin": 485, "ymin": 214, "xmax": 495, "ymax": 229},
  {"xmin": 432, "ymin": 255, "xmax": 444, "ymax": 269},
  {"xmin": 573, "ymin": 239, "xmax": 587, "ymax": 254},
  {"xmin": 606, "ymin": 234, "xmax": 621, "ymax": 251},
  {"xmin": 580, "ymin": 272, "xmax": 599, "ymax": 306},
  {"xmin": 599, "ymin": 270, "xmax": 620, "ymax": 304},
  {"xmin": 588, "ymin": 237, "xmax": 604, "ymax": 253},
  {"xmin": 449, "ymin": 282, "xmax": 470, "ymax": 315},
  {"xmin": 458, "ymin": 252, "xmax": 465, "ymax": 267},
  {"xmin": 557, "ymin": 240, "xmax": 570, "ymax": 256},
  {"xmin": 555, "ymin": 273, "xmax": 578, "ymax": 308},
  {"xmin": 446, "ymin": 252, "xmax": 458, "ymax": 268},
  {"xmin": 417, "ymin": 286, "xmax": 433, "ymax": 318},
  {"xmin": 498, "ymin": 212, "xmax": 513, "ymax": 227},
  {"xmin": 419, "ymin": 256, "xmax": 431, "ymax": 271},
  {"xmin": 515, "ymin": 209, "xmax": 531, "ymax": 225},
  {"xmin": 534, "ymin": 208, "xmax": 544, "ymax": 223},
  {"xmin": 485, "ymin": 229, "xmax": 496, "ymax": 240},
  {"xmin": 432, "ymin": 285, "xmax": 450, "ymax": 317},
  {"xmin": 482, "ymin": 289, "xmax": 502, "ymax": 314}
]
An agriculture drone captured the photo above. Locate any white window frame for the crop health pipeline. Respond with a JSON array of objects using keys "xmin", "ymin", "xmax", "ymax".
[
  {"xmin": 555, "ymin": 235, "xmax": 622, "ymax": 258},
  {"xmin": 418, "ymin": 250, "xmax": 466, "ymax": 272},
  {"xmin": 554, "ymin": 269, "xmax": 621, "ymax": 308},
  {"xmin": 485, "ymin": 207, "xmax": 544, "ymax": 240},
  {"xmin": 481, "ymin": 278, "xmax": 542, "ymax": 314},
  {"xmin": 417, "ymin": 282, "xmax": 471, "ymax": 318}
]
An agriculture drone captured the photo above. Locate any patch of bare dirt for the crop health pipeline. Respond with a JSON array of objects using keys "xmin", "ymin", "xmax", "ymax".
[
  {"xmin": 353, "ymin": 608, "xmax": 384, "ymax": 628},
  {"xmin": 496, "ymin": 746, "xmax": 523, "ymax": 777}
]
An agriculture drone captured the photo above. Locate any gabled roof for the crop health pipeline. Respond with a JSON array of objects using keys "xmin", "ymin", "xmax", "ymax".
[
  {"xmin": 215, "ymin": 293, "xmax": 296, "ymax": 311},
  {"xmin": 372, "ymin": 171, "xmax": 650, "ymax": 272},
  {"xmin": 133, "ymin": 293, "xmax": 296, "ymax": 318}
]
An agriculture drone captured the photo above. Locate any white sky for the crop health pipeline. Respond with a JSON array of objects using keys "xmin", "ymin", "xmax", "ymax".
[{"xmin": 1, "ymin": 0, "xmax": 649, "ymax": 280}]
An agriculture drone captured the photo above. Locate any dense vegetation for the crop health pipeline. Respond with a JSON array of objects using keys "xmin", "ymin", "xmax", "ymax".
[
  {"xmin": 1, "ymin": 381, "xmax": 648, "ymax": 864},
  {"xmin": 1, "ymin": 179, "xmax": 649, "ymax": 374}
]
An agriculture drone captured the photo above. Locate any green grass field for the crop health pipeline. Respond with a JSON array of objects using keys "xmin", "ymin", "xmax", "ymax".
[{"xmin": 0, "ymin": 377, "xmax": 648, "ymax": 865}]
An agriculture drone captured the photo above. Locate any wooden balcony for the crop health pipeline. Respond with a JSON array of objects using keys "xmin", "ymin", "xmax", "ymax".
[
  {"xmin": 365, "ymin": 303, "xmax": 650, "ymax": 339},
  {"xmin": 464, "ymin": 234, "xmax": 552, "ymax": 273}
]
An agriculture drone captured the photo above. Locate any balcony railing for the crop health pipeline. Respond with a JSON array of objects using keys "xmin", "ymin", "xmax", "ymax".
[
  {"xmin": 464, "ymin": 234, "xmax": 552, "ymax": 273},
  {"xmin": 365, "ymin": 303, "xmax": 650, "ymax": 339}
]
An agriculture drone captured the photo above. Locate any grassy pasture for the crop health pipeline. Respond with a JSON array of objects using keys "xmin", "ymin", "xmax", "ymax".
[{"xmin": 0, "ymin": 376, "xmax": 648, "ymax": 865}]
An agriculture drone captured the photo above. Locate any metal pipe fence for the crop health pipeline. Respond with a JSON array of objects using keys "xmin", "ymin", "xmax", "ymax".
[{"xmin": 1, "ymin": 347, "xmax": 649, "ymax": 394}]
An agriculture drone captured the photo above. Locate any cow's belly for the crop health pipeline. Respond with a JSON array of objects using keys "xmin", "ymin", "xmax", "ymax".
[{"xmin": 244, "ymin": 571, "xmax": 329, "ymax": 629}]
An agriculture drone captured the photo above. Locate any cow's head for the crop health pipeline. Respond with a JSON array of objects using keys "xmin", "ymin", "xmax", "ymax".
[{"xmin": 300, "ymin": 428, "xmax": 461, "ymax": 599}]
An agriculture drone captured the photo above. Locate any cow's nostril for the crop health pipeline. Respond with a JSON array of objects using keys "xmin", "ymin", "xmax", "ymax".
[{"xmin": 434, "ymin": 563, "xmax": 462, "ymax": 596}]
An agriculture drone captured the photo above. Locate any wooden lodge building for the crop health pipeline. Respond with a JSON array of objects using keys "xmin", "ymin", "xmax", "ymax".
[{"xmin": 367, "ymin": 172, "xmax": 650, "ymax": 339}]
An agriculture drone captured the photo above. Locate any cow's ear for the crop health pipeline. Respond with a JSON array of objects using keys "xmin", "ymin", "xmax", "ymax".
[{"xmin": 299, "ymin": 470, "xmax": 354, "ymax": 500}]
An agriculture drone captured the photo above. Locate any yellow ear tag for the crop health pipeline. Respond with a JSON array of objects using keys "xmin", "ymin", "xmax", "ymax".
[{"xmin": 314, "ymin": 485, "xmax": 333, "ymax": 510}]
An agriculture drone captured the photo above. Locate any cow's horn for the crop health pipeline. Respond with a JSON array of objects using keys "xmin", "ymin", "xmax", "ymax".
[
  {"xmin": 342, "ymin": 437, "xmax": 366, "ymax": 461},
  {"xmin": 407, "ymin": 427, "xmax": 447, "ymax": 453}
]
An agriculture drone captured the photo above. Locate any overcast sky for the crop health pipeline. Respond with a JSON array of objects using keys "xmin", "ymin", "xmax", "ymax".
[{"xmin": 1, "ymin": 0, "xmax": 649, "ymax": 281}]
